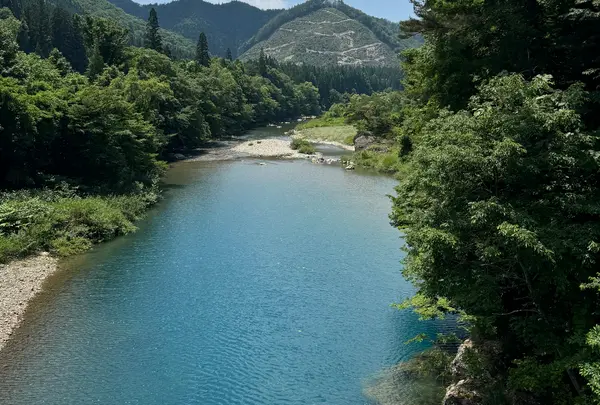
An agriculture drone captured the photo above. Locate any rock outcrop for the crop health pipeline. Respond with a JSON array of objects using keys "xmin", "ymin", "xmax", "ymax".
[
  {"xmin": 442, "ymin": 338, "xmax": 502, "ymax": 405},
  {"xmin": 443, "ymin": 379, "xmax": 482, "ymax": 405},
  {"xmin": 353, "ymin": 131, "xmax": 376, "ymax": 151}
]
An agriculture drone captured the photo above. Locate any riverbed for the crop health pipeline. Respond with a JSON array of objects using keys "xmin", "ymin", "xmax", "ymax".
[{"xmin": 0, "ymin": 144, "xmax": 442, "ymax": 404}]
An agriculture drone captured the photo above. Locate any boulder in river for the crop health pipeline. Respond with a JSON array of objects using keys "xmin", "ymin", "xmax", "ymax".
[{"xmin": 353, "ymin": 131, "xmax": 376, "ymax": 151}]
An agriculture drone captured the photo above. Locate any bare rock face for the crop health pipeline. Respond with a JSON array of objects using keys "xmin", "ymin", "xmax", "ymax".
[
  {"xmin": 443, "ymin": 339, "xmax": 502, "ymax": 405},
  {"xmin": 451, "ymin": 339, "xmax": 475, "ymax": 379},
  {"xmin": 353, "ymin": 131, "xmax": 376, "ymax": 151},
  {"xmin": 443, "ymin": 380, "xmax": 482, "ymax": 405}
]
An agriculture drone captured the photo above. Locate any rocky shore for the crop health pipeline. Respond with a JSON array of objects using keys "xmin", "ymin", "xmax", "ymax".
[
  {"xmin": 231, "ymin": 138, "xmax": 313, "ymax": 158},
  {"xmin": 185, "ymin": 135, "xmax": 353, "ymax": 163},
  {"xmin": 0, "ymin": 254, "xmax": 58, "ymax": 351}
]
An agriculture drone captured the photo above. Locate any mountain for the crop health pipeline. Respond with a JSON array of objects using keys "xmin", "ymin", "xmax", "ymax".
[
  {"xmin": 105, "ymin": 0, "xmax": 281, "ymax": 58},
  {"xmin": 239, "ymin": 0, "xmax": 419, "ymax": 66}
]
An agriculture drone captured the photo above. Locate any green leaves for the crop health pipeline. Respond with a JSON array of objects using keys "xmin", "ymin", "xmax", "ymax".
[{"xmin": 392, "ymin": 73, "xmax": 600, "ymax": 402}]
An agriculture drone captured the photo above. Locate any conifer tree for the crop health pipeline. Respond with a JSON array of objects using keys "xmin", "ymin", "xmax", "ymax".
[
  {"xmin": 163, "ymin": 44, "xmax": 172, "ymax": 58},
  {"xmin": 195, "ymin": 32, "xmax": 210, "ymax": 67},
  {"xmin": 51, "ymin": 7, "xmax": 87, "ymax": 73},
  {"xmin": 225, "ymin": 48, "xmax": 232, "ymax": 61},
  {"xmin": 258, "ymin": 48, "xmax": 267, "ymax": 77},
  {"xmin": 144, "ymin": 8, "xmax": 162, "ymax": 52},
  {"xmin": 24, "ymin": 0, "xmax": 51, "ymax": 57},
  {"xmin": 86, "ymin": 42, "xmax": 104, "ymax": 79}
]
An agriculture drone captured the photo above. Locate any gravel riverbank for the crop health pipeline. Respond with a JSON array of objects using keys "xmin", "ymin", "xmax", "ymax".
[{"xmin": 0, "ymin": 254, "xmax": 58, "ymax": 351}]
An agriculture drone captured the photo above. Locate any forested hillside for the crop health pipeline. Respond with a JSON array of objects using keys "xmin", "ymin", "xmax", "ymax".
[
  {"xmin": 278, "ymin": 63, "xmax": 403, "ymax": 106},
  {"xmin": 47, "ymin": 0, "xmax": 195, "ymax": 57},
  {"xmin": 106, "ymin": 0, "xmax": 281, "ymax": 58},
  {"xmin": 240, "ymin": 0, "xmax": 419, "ymax": 66},
  {"xmin": 0, "ymin": 3, "xmax": 320, "ymax": 261}
]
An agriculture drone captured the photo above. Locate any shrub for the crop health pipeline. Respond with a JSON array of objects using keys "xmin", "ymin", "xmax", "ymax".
[
  {"xmin": 0, "ymin": 192, "xmax": 155, "ymax": 263},
  {"xmin": 0, "ymin": 234, "xmax": 34, "ymax": 263},
  {"xmin": 291, "ymin": 138, "xmax": 316, "ymax": 154},
  {"xmin": 50, "ymin": 236, "xmax": 93, "ymax": 257}
]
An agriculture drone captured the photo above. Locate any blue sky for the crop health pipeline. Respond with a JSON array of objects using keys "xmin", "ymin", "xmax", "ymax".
[{"xmin": 133, "ymin": 0, "xmax": 415, "ymax": 22}]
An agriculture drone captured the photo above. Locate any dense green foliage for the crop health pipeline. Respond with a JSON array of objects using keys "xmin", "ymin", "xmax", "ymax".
[
  {"xmin": 0, "ymin": 188, "xmax": 156, "ymax": 262},
  {"xmin": 279, "ymin": 64, "xmax": 403, "ymax": 107},
  {"xmin": 360, "ymin": 0, "xmax": 600, "ymax": 403},
  {"xmin": 392, "ymin": 75, "xmax": 600, "ymax": 403},
  {"xmin": 290, "ymin": 138, "xmax": 316, "ymax": 155}
]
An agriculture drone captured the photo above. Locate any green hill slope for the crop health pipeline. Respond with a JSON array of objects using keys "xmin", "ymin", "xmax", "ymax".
[
  {"xmin": 105, "ymin": 0, "xmax": 281, "ymax": 58},
  {"xmin": 240, "ymin": 6, "xmax": 412, "ymax": 66},
  {"xmin": 51, "ymin": 0, "xmax": 196, "ymax": 57}
]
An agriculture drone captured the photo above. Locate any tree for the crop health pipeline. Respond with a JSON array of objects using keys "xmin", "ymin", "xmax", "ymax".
[
  {"xmin": 86, "ymin": 42, "xmax": 104, "ymax": 79},
  {"xmin": 195, "ymin": 32, "xmax": 210, "ymax": 67},
  {"xmin": 83, "ymin": 17, "xmax": 128, "ymax": 68},
  {"xmin": 391, "ymin": 74, "xmax": 600, "ymax": 403},
  {"xmin": 0, "ymin": 7, "xmax": 20, "ymax": 73},
  {"xmin": 144, "ymin": 8, "xmax": 162, "ymax": 52},
  {"xmin": 163, "ymin": 44, "xmax": 172, "ymax": 58},
  {"xmin": 51, "ymin": 8, "xmax": 87, "ymax": 73},
  {"xmin": 23, "ymin": 0, "xmax": 51, "ymax": 57},
  {"xmin": 225, "ymin": 48, "xmax": 232, "ymax": 61},
  {"xmin": 258, "ymin": 48, "xmax": 267, "ymax": 77},
  {"xmin": 400, "ymin": 0, "xmax": 600, "ymax": 117}
]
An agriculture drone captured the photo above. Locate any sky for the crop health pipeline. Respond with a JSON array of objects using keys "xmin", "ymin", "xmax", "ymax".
[{"xmin": 132, "ymin": 0, "xmax": 415, "ymax": 22}]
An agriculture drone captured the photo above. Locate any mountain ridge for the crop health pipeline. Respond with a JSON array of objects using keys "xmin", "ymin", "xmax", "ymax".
[{"xmin": 239, "ymin": 1, "xmax": 420, "ymax": 66}]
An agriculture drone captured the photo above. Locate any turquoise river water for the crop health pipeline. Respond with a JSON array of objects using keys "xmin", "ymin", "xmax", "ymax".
[{"xmin": 0, "ymin": 154, "xmax": 442, "ymax": 404}]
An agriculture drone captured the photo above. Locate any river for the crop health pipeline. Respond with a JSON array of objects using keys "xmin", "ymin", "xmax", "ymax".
[{"xmin": 0, "ymin": 136, "xmax": 442, "ymax": 405}]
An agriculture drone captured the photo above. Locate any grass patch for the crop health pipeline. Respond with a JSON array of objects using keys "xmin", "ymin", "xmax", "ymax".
[
  {"xmin": 295, "ymin": 125, "xmax": 357, "ymax": 146},
  {"xmin": 343, "ymin": 145, "xmax": 407, "ymax": 175},
  {"xmin": 297, "ymin": 116, "xmax": 347, "ymax": 129},
  {"xmin": 290, "ymin": 138, "xmax": 316, "ymax": 154},
  {"xmin": 0, "ymin": 190, "xmax": 157, "ymax": 263}
]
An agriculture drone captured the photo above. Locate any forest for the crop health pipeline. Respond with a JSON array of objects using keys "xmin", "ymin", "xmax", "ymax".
[{"xmin": 316, "ymin": 0, "xmax": 600, "ymax": 403}]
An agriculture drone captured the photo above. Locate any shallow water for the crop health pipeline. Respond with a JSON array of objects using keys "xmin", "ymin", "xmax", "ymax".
[{"xmin": 0, "ymin": 159, "xmax": 441, "ymax": 405}]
